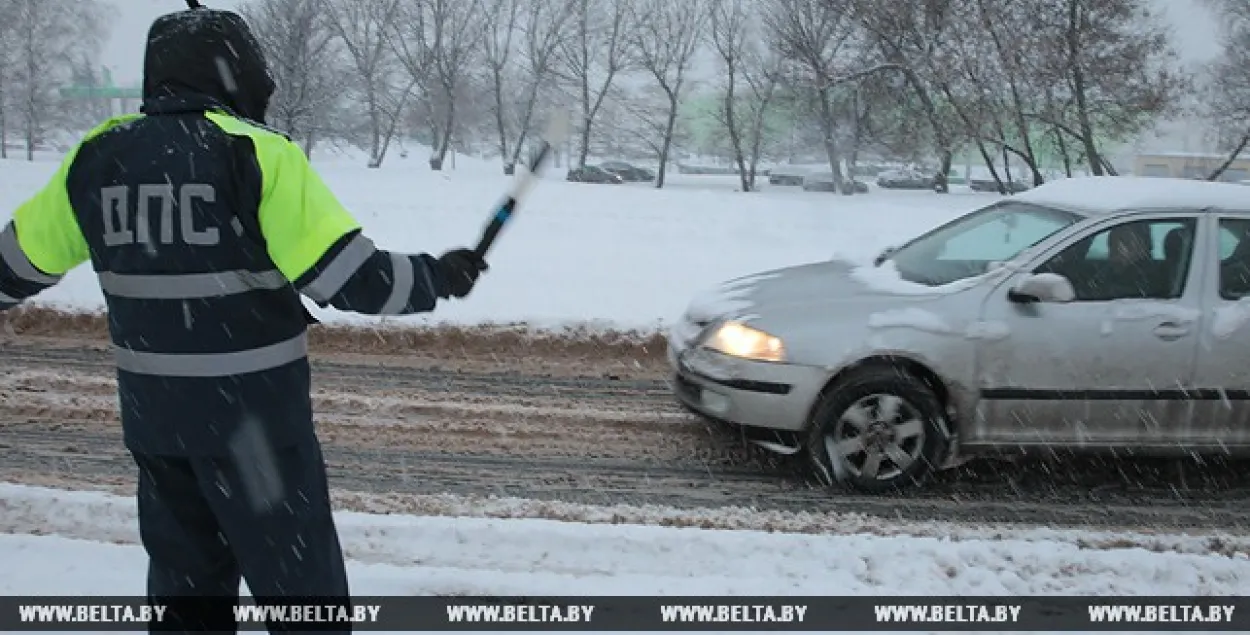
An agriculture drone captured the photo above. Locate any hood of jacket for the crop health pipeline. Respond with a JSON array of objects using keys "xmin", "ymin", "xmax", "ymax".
[{"xmin": 141, "ymin": 8, "xmax": 275, "ymax": 123}]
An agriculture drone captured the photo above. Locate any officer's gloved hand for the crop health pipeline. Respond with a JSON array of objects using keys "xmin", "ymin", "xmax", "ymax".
[{"xmin": 437, "ymin": 248, "xmax": 489, "ymax": 299}]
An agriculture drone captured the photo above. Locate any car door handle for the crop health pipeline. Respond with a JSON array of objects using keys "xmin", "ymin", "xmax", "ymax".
[{"xmin": 1153, "ymin": 322, "xmax": 1191, "ymax": 340}]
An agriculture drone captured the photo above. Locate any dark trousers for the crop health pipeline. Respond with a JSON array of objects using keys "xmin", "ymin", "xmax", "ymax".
[{"xmin": 131, "ymin": 439, "xmax": 350, "ymax": 634}]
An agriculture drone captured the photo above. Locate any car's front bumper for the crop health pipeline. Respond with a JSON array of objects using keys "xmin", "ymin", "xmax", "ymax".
[{"xmin": 667, "ymin": 334, "xmax": 828, "ymax": 433}]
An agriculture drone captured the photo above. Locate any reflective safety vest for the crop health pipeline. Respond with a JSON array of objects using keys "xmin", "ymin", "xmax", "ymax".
[{"xmin": 0, "ymin": 104, "xmax": 365, "ymax": 455}]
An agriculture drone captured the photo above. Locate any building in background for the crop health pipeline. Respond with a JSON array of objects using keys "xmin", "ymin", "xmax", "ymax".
[{"xmin": 1132, "ymin": 152, "xmax": 1250, "ymax": 182}]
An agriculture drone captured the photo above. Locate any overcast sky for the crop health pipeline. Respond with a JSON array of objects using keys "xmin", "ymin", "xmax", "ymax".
[{"xmin": 99, "ymin": 0, "xmax": 1222, "ymax": 85}]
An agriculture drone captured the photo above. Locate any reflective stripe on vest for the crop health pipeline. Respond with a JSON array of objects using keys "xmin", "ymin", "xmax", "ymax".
[
  {"xmin": 113, "ymin": 332, "xmax": 308, "ymax": 377},
  {"xmin": 98, "ymin": 269, "xmax": 288, "ymax": 299},
  {"xmin": 299, "ymin": 233, "xmax": 375, "ymax": 304},
  {"xmin": 379, "ymin": 252, "xmax": 413, "ymax": 314},
  {"xmin": 0, "ymin": 224, "xmax": 62, "ymax": 285}
]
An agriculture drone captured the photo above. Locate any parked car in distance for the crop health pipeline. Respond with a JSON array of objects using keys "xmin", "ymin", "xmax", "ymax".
[
  {"xmin": 567, "ymin": 165, "xmax": 624, "ymax": 184},
  {"xmin": 768, "ymin": 166, "xmax": 809, "ymax": 186},
  {"xmin": 667, "ymin": 176, "xmax": 1250, "ymax": 493},
  {"xmin": 876, "ymin": 169, "xmax": 936, "ymax": 190},
  {"xmin": 802, "ymin": 172, "xmax": 869, "ymax": 193},
  {"xmin": 600, "ymin": 161, "xmax": 655, "ymax": 182},
  {"xmin": 969, "ymin": 177, "xmax": 1030, "ymax": 193}
]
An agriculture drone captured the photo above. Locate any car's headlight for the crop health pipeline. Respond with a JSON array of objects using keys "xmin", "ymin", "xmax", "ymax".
[{"xmin": 701, "ymin": 321, "xmax": 785, "ymax": 362}]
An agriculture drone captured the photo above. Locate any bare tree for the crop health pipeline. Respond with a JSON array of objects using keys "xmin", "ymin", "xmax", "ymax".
[
  {"xmin": 557, "ymin": 0, "xmax": 634, "ymax": 167},
  {"xmin": 1199, "ymin": 0, "xmax": 1250, "ymax": 179},
  {"xmin": 322, "ymin": 0, "xmax": 407, "ymax": 167},
  {"xmin": 766, "ymin": 0, "xmax": 893, "ymax": 193},
  {"xmin": 709, "ymin": 0, "xmax": 782, "ymax": 192},
  {"xmin": 630, "ymin": 0, "xmax": 708, "ymax": 188},
  {"xmin": 242, "ymin": 0, "xmax": 345, "ymax": 156},
  {"xmin": 506, "ymin": 0, "xmax": 576, "ymax": 171},
  {"xmin": 480, "ymin": 0, "xmax": 522, "ymax": 171},
  {"xmin": 398, "ymin": 0, "xmax": 486, "ymax": 170},
  {"xmin": 923, "ymin": 0, "xmax": 1027, "ymax": 192},
  {"xmin": 970, "ymin": 0, "xmax": 1046, "ymax": 185},
  {"xmin": 850, "ymin": 0, "xmax": 964, "ymax": 192},
  {"xmin": 0, "ymin": 0, "xmax": 17, "ymax": 157},
  {"xmin": 9, "ymin": 0, "xmax": 110, "ymax": 160},
  {"xmin": 608, "ymin": 84, "xmax": 689, "ymax": 163},
  {"xmin": 1026, "ymin": 0, "xmax": 1185, "ymax": 175}
]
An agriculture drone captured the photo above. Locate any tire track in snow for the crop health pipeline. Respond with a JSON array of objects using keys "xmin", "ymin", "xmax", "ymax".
[
  {"xmin": 2, "ymin": 341, "xmax": 1250, "ymax": 531},
  {"xmin": 2, "ymin": 422, "xmax": 1250, "ymax": 531}
]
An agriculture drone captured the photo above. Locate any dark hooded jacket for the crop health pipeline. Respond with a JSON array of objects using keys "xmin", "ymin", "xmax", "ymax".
[
  {"xmin": 142, "ymin": 9, "xmax": 276, "ymax": 124},
  {"xmin": 0, "ymin": 8, "xmax": 452, "ymax": 456}
]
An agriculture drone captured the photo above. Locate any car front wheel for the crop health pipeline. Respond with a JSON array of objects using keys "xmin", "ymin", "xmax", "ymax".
[{"xmin": 805, "ymin": 367, "xmax": 948, "ymax": 493}]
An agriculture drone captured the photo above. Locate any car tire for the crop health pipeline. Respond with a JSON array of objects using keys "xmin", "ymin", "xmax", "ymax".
[{"xmin": 805, "ymin": 366, "xmax": 949, "ymax": 493}]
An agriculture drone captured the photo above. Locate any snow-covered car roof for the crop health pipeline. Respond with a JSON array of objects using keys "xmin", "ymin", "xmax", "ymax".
[{"xmin": 1013, "ymin": 176, "xmax": 1250, "ymax": 216}]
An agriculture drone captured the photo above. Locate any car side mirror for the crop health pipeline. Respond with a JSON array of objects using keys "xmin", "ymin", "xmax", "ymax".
[
  {"xmin": 873, "ymin": 246, "xmax": 897, "ymax": 266},
  {"xmin": 1008, "ymin": 273, "xmax": 1076, "ymax": 304}
]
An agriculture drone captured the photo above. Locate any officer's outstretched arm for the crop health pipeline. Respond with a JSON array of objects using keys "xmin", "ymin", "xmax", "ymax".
[
  {"xmin": 0, "ymin": 154, "xmax": 90, "ymax": 311},
  {"xmin": 258, "ymin": 138, "xmax": 449, "ymax": 315}
]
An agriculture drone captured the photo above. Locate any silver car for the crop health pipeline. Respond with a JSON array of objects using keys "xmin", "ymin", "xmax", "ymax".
[{"xmin": 668, "ymin": 177, "xmax": 1250, "ymax": 492}]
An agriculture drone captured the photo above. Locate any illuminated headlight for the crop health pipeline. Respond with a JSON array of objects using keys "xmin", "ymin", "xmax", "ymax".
[{"xmin": 702, "ymin": 321, "xmax": 786, "ymax": 362}]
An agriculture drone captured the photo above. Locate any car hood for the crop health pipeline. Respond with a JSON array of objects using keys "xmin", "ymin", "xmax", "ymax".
[{"xmin": 683, "ymin": 258, "xmax": 987, "ymax": 326}]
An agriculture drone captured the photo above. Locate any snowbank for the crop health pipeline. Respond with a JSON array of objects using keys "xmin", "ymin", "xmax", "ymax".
[
  {"xmin": 0, "ymin": 158, "xmax": 991, "ymax": 331},
  {"xmin": 2, "ymin": 484, "xmax": 1247, "ymax": 602}
]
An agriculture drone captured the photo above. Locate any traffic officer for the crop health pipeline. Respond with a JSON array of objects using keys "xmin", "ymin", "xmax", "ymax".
[{"xmin": 0, "ymin": 6, "xmax": 489, "ymax": 631}]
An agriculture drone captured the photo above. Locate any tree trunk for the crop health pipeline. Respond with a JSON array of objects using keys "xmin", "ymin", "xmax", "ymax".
[
  {"xmin": 305, "ymin": 131, "xmax": 318, "ymax": 160},
  {"xmin": 432, "ymin": 87, "xmax": 457, "ymax": 170},
  {"xmin": 655, "ymin": 90, "xmax": 681, "ymax": 189},
  {"xmin": 1053, "ymin": 128, "xmax": 1072, "ymax": 177},
  {"xmin": 1208, "ymin": 132, "xmax": 1250, "ymax": 181},
  {"xmin": 973, "ymin": 140, "xmax": 1004, "ymax": 192},
  {"xmin": 1000, "ymin": 146, "xmax": 1013, "ymax": 192},
  {"xmin": 577, "ymin": 73, "xmax": 618, "ymax": 169},
  {"xmin": 935, "ymin": 150, "xmax": 952, "ymax": 193},
  {"xmin": 722, "ymin": 63, "xmax": 751, "ymax": 192},
  {"xmin": 491, "ymin": 67, "xmax": 511, "ymax": 173},
  {"xmin": 745, "ymin": 90, "xmax": 774, "ymax": 192},
  {"xmin": 894, "ymin": 61, "xmax": 953, "ymax": 193},
  {"xmin": 1066, "ymin": 0, "xmax": 1103, "ymax": 176},
  {"xmin": 816, "ymin": 89, "xmax": 845, "ymax": 190},
  {"xmin": 1004, "ymin": 145, "xmax": 1042, "ymax": 184},
  {"xmin": 509, "ymin": 81, "xmax": 543, "ymax": 169},
  {"xmin": 366, "ymin": 84, "xmax": 384, "ymax": 168},
  {"xmin": 576, "ymin": 75, "xmax": 593, "ymax": 168}
]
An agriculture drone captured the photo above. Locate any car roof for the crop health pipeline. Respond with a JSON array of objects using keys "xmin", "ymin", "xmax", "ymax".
[{"xmin": 1012, "ymin": 176, "xmax": 1250, "ymax": 216}]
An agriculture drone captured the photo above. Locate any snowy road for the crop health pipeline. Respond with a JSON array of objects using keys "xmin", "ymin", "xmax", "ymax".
[{"xmin": 3, "ymin": 333, "xmax": 1250, "ymax": 533}]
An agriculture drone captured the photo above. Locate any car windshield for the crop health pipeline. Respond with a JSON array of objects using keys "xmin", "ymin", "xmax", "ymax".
[{"xmin": 885, "ymin": 201, "xmax": 1083, "ymax": 286}]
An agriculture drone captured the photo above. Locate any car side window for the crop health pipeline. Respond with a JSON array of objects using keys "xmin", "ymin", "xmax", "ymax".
[
  {"xmin": 1218, "ymin": 218, "xmax": 1250, "ymax": 300},
  {"xmin": 938, "ymin": 212, "xmax": 1071, "ymax": 262},
  {"xmin": 1034, "ymin": 218, "xmax": 1197, "ymax": 301}
]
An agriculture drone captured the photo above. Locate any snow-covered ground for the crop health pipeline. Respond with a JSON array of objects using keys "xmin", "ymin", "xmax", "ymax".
[
  {"xmin": 4, "ymin": 153, "xmax": 1248, "ymax": 625},
  {"xmin": 0, "ymin": 153, "xmax": 994, "ymax": 332},
  {"xmin": 2, "ymin": 483, "xmax": 1247, "ymax": 631}
]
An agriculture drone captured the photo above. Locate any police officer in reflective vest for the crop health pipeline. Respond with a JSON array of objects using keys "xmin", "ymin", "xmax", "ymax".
[{"xmin": 0, "ymin": 6, "xmax": 488, "ymax": 631}]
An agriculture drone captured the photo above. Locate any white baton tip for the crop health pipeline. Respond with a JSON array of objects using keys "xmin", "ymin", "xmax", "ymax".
[{"xmin": 543, "ymin": 113, "xmax": 571, "ymax": 146}]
